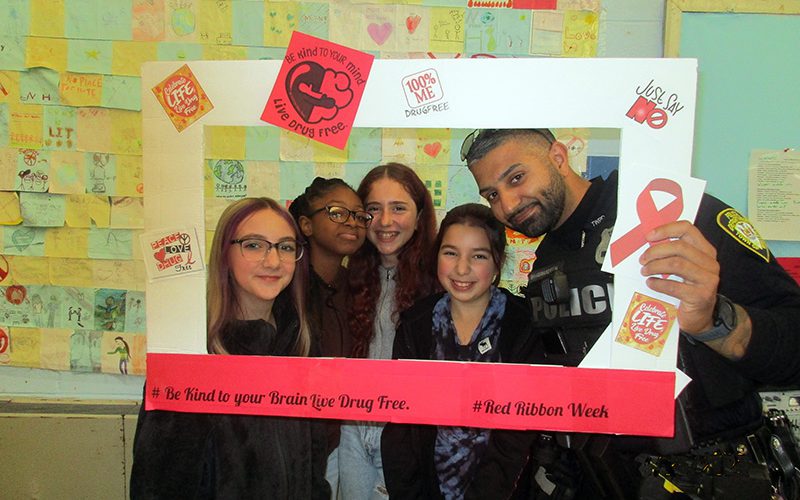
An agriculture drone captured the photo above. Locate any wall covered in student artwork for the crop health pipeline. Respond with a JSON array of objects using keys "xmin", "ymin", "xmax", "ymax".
[{"xmin": 0, "ymin": 0, "xmax": 604, "ymax": 377}]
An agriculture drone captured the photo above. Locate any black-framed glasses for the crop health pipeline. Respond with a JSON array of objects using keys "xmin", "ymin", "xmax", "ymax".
[
  {"xmin": 459, "ymin": 129, "xmax": 557, "ymax": 162},
  {"xmin": 230, "ymin": 238, "xmax": 304, "ymax": 262},
  {"xmin": 309, "ymin": 205, "xmax": 373, "ymax": 228}
]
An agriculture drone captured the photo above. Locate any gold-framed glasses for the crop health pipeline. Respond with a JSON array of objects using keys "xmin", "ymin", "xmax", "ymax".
[{"xmin": 309, "ymin": 205, "xmax": 373, "ymax": 228}]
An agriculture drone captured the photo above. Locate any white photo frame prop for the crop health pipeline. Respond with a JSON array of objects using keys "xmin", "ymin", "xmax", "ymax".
[{"xmin": 142, "ymin": 58, "xmax": 698, "ymax": 436}]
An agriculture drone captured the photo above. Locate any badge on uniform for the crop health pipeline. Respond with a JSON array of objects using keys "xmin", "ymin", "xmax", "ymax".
[
  {"xmin": 478, "ymin": 338, "xmax": 492, "ymax": 354},
  {"xmin": 716, "ymin": 208, "xmax": 771, "ymax": 262}
]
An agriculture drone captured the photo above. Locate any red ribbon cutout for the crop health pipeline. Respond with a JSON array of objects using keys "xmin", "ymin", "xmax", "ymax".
[{"xmin": 610, "ymin": 178, "xmax": 683, "ymax": 267}]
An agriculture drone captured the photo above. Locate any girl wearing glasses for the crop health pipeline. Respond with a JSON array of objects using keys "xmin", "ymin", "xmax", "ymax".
[
  {"xmin": 289, "ymin": 177, "xmax": 369, "ymax": 359},
  {"xmin": 339, "ymin": 163, "xmax": 438, "ymax": 499},
  {"xmin": 382, "ymin": 203, "xmax": 540, "ymax": 499},
  {"xmin": 290, "ymin": 177, "xmax": 370, "ymax": 496},
  {"xmin": 131, "ymin": 197, "xmax": 330, "ymax": 499}
]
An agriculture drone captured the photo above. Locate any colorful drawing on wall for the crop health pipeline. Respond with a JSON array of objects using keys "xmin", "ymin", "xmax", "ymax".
[
  {"xmin": 0, "ymin": 0, "xmax": 602, "ymax": 376},
  {"xmin": 94, "ymin": 288, "xmax": 127, "ymax": 331},
  {"xmin": 210, "ymin": 159, "xmax": 247, "ymax": 200},
  {"xmin": 70, "ymin": 330, "xmax": 102, "ymax": 372},
  {"xmin": 107, "ymin": 335, "xmax": 132, "ymax": 374},
  {"xmin": 261, "ymin": 31, "xmax": 375, "ymax": 149}
]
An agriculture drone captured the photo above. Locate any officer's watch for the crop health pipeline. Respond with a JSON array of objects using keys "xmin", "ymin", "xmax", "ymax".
[{"xmin": 689, "ymin": 294, "xmax": 738, "ymax": 343}]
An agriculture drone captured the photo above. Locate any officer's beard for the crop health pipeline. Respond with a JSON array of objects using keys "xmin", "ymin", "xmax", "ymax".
[{"xmin": 507, "ymin": 167, "xmax": 566, "ymax": 238}]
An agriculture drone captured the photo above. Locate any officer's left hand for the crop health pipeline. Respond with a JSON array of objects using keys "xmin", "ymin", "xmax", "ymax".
[{"xmin": 638, "ymin": 220, "xmax": 719, "ymax": 334}]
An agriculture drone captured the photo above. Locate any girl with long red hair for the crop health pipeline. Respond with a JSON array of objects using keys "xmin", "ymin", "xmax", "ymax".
[{"xmin": 339, "ymin": 163, "xmax": 438, "ymax": 499}]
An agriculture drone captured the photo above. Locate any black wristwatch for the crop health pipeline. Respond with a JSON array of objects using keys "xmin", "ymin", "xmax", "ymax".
[{"xmin": 688, "ymin": 294, "xmax": 738, "ymax": 343}]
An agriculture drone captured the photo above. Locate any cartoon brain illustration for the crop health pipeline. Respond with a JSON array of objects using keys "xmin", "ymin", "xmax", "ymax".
[{"xmin": 285, "ymin": 61, "xmax": 354, "ymax": 124}]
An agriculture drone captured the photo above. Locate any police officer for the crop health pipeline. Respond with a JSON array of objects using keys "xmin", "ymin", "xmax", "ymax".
[{"xmin": 462, "ymin": 129, "xmax": 800, "ymax": 499}]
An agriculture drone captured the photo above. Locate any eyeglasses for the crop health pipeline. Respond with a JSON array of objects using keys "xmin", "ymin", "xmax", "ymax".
[
  {"xmin": 230, "ymin": 238, "xmax": 304, "ymax": 262},
  {"xmin": 309, "ymin": 205, "xmax": 373, "ymax": 228},
  {"xmin": 459, "ymin": 129, "xmax": 557, "ymax": 162}
]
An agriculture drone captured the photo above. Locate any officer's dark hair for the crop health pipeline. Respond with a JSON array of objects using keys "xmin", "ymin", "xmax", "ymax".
[
  {"xmin": 461, "ymin": 129, "xmax": 556, "ymax": 166},
  {"xmin": 435, "ymin": 203, "xmax": 507, "ymax": 286},
  {"xmin": 289, "ymin": 177, "xmax": 355, "ymax": 221}
]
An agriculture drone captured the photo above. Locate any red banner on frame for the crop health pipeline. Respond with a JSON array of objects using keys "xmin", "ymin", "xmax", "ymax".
[{"xmin": 146, "ymin": 354, "xmax": 676, "ymax": 437}]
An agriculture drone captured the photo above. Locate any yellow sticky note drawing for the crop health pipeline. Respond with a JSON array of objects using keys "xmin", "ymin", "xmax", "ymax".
[
  {"xmin": 65, "ymin": 194, "xmax": 111, "ymax": 228},
  {"xmin": 0, "ymin": 192, "xmax": 23, "ymax": 225},
  {"xmin": 0, "ymin": 71, "xmax": 20, "ymax": 104},
  {"xmin": 429, "ymin": 8, "xmax": 465, "ymax": 53},
  {"xmin": 277, "ymin": 132, "xmax": 349, "ymax": 163},
  {"xmin": 0, "ymin": 148, "xmax": 17, "ymax": 190},
  {"xmin": 245, "ymin": 161, "xmax": 280, "ymax": 199},
  {"xmin": 6, "ymin": 255, "xmax": 50, "ymax": 285},
  {"xmin": 88, "ymin": 194, "xmax": 112, "ymax": 228},
  {"xmin": 65, "ymin": 195, "xmax": 92, "ymax": 228},
  {"xmin": 48, "ymin": 151, "xmax": 87, "ymax": 195},
  {"xmin": 8, "ymin": 328, "xmax": 41, "ymax": 368},
  {"xmin": 45, "ymin": 227, "xmax": 89, "ymax": 258},
  {"xmin": 205, "ymin": 126, "xmax": 246, "ymax": 160},
  {"xmin": 110, "ymin": 197, "xmax": 145, "ymax": 229},
  {"xmin": 94, "ymin": 260, "xmax": 141, "ymax": 290},
  {"xmin": 416, "ymin": 165, "xmax": 448, "ymax": 210},
  {"xmin": 132, "ymin": 0, "xmax": 166, "ymax": 41},
  {"xmin": 396, "ymin": 5, "xmax": 429, "ymax": 53},
  {"xmin": 363, "ymin": 5, "xmax": 398, "ymax": 52},
  {"xmin": 562, "ymin": 10, "xmax": 598, "ymax": 58},
  {"xmin": 48, "ymin": 258, "xmax": 92, "ymax": 287},
  {"xmin": 76, "ymin": 107, "xmax": 113, "ymax": 153},
  {"xmin": 197, "ymin": 0, "xmax": 233, "ymax": 45},
  {"xmin": 110, "ymin": 109, "xmax": 143, "ymax": 155},
  {"xmin": 264, "ymin": 2, "xmax": 299, "ymax": 47},
  {"xmin": 59, "ymin": 73, "xmax": 104, "ymax": 107},
  {"xmin": 115, "ymin": 154, "xmax": 144, "ymax": 197},
  {"xmin": 40, "ymin": 329, "xmax": 72, "ymax": 371},
  {"xmin": 314, "ymin": 163, "xmax": 345, "ymax": 180},
  {"xmin": 165, "ymin": 0, "xmax": 199, "ymax": 42},
  {"xmin": 328, "ymin": 3, "xmax": 363, "ymax": 50},
  {"xmin": 382, "ymin": 128, "xmax": 417, "ymax": 164},
  {"xmin": 416, "ymin": 128, "xmax": 451, "ymax": 165},
  {"xmin": 30, "ymin": 0, "xmax": 65, "ymax": 37},
  {"xmin": 202, "ymin": 44, "xmax": 248, "ymax": 61},
  {"xmin": 112, "ymin": 41, "xmax": 159, "ymax": 77},
  {"xmin": 9, "ymin": 103, "xmax": 44, "ymax": 149},
  {"xmin": 25, "ymin": 37, "xmax": 68, "ymax": 72}
]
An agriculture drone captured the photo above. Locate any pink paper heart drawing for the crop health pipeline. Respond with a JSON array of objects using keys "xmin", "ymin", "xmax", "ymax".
[
  {"xmin": 367, "ymin": 22, "xmax": 393, "ymax": 45},
  {"xmin": 406, "ymin": 15, "xmax": 421, "ymax": 34}
]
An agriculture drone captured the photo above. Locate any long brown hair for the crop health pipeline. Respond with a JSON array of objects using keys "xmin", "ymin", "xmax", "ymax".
[
  {"xmin": 207, "ymin": 197, "xmax": 310, "ymax": 356},
  {"xmin": 348, "ymin": 163, "xmax": 437, "ymax": 357}
]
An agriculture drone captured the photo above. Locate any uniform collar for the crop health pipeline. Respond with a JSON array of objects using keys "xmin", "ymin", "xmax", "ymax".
[{"xmin": 546, "ymin": 170, "xmax": 616, "ymax": 249}]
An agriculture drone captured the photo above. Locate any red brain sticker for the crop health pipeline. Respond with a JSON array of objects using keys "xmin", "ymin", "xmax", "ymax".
[
  {"xmin": 261, "ymin": 31, "xmax": 374, "ymax": 150},
  {"xmin": 615, "ymin": 292, "xmax": 677, "ymax": 357},
  {"xmin": 286, "ymin": 61, "xmax": 354, "ymax": 124}
]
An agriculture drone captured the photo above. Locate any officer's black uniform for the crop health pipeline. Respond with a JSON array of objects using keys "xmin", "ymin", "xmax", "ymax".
[{"xmin": 527, "ymin": 170, "xmax": 800, "ymax": 499}]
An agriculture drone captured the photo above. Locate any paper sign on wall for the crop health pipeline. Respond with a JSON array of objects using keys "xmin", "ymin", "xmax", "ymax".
[
  {"xmin": 151, "ymin": 64, "xmax": 214, "ymax": 132},
  {"xmin": 260, "ymin": 31, "xmax": 374, "ymax": 150},
  {"xmin": 141, "ymin": 227, "xmax": 204, "ymax": 281}
]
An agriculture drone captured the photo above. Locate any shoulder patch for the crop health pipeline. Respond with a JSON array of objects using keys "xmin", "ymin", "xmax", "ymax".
[{"xmin": 716, "ymin": 208, "xmax": 770, "ymax": 262}]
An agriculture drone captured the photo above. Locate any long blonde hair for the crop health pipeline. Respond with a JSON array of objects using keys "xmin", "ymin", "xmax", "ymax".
[{"xmin": 206, "ymin": 197, "xmax": 310, "ymax": 356}]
